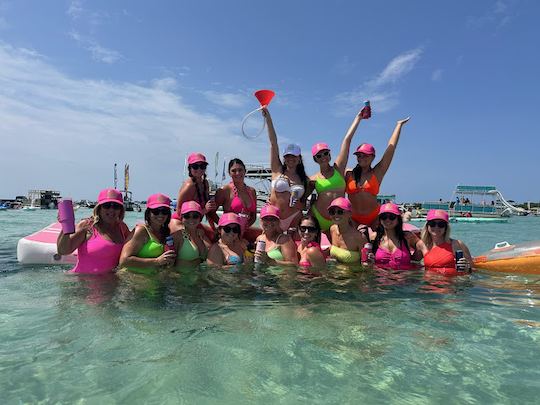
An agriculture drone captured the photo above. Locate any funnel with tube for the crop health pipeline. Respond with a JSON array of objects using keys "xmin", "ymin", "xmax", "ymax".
[{"xmin": 254, "ymin": 89, "xmax": 275, "ymax": 107}]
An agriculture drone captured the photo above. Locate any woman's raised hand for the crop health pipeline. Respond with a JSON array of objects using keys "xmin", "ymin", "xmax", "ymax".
[{"xmin": 397, "ymin": 117, "xmax": 411, "ymax": 126}]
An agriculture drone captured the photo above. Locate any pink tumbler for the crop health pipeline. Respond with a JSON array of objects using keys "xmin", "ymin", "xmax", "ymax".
[{"xmin": 58, "ymin": 198, "xmax": 75, "ymax": 234}]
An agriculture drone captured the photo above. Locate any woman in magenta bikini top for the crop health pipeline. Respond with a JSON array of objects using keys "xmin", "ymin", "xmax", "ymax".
[
  {"xmin": 372, "ymin": 203, "xmax": 420, "ymax": 269},
  {"xmin": 57, "ymin": 188, "xmax": 130, "ymax": 275},
  {"xmin": 297, "ymin": 215, "xmax": 326, "ymax": 270}
]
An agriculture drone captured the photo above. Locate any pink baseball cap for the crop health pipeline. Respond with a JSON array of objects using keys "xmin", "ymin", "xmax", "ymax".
[
  {"xmin": 187, "ymin": 153, "xmax": 207, "ymax": 165},
  {"xmin": 311, "ymin": 142, "xmax": 330, "ymax": 156},
  {"xmin": 218, "ymin": 212, "xmax": 241, "ymax": 227},
  {"xmin": 354, "ymin": 143, "xmax": 376, "ymax": 156},
  {"xmin": 260, "ymin": 204, "xmax": 280, "ymax": 219},
  {"xmin": 328, "ymin": 197, "xmax": 352, "ymax": 212},
  {"xmin": 97, "ymin": 188, "xmax": 124, "ymax": 206},
  {"xmin": 426, "ymin": 209, "xmax": 449, "ymax": 223},
  {"xmin": 180, "ymin": 201, "xmax": 203, "ymax": 215},
  {"xmin": 147, "ymin": 193, "xmax": 171, "ymax": 209},
  {"xmin": 379, "ymin": 202, "xmax": 401, "ymax": 216}
]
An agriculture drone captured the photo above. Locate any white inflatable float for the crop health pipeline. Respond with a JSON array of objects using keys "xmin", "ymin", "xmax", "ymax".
[{"xmin": 17, "ymin": 222, "xmax": 77, "ymax": 265}]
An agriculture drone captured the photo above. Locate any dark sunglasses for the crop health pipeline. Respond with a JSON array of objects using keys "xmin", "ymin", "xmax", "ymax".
[
  {"xmin": 101, "ymin": 202, "xmax": 122, "ymax": 210},
  {"xmin": 222, "ymin": 225, "xmax": 241, "ymax": 234},
  {"xmin": 328, "ymin": 208, "xmax": 345, "ymax": 216},
  {"xmin": 315, "ymin": 150, "xmax": 330, "ymax": 159},
  {"xmin": 299, "ymin": 225, "xmax": 317, "ymax": 233},
  {"xmin": 190, "ymin": 163, "xmax": 208, "ymax": 170},
  {"xmin": 150, "ymin": 207, "xmax": 170, "ymax": 216},
  {"xmin": 427, "ymin": 220, "xmax": 447, "ymax": 228},
  {"xmin": 380, "ymin": 213, "xmax": 398, "ymax": 221},
  {"xmin": 183, "ymin": 212, "xmax": 201, "ymax": 220}
]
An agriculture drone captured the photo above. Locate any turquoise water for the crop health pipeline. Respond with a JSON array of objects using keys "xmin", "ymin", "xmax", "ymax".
[{"xmin": 1, "ymin": 209, "xmax": 540, "ymax": 404}]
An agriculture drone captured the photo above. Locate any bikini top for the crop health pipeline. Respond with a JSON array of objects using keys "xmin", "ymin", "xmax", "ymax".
[
  {"xmin": 230, "ymin": 183, "xmax": 257, "ymax": 214},
  {"xmin": 374, "ymin": 240, "xmax": 411, "ymax": 266},
  {"xmin": 345, "ymin": 172, "xmax": 380, "ymax": 196},
  {"xmin": 424, "ymin": 241, "xmax": 455, "ymax": 268},
  {"xmin": 314, "ymin": 168, "xmax": 346, "ymax": 194},
  {"xmin": 271, "ymin": 175, "xmax": 305, "ymax": 198}
]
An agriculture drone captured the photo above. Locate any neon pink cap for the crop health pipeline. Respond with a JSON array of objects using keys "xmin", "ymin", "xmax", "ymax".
[
  {"xmin": 218, "ymin": 212, "xmax": 240, "ymax": 227},
  {"xmin": 328, "ymin": 197, "xmax": 352, "ymax": 212},
  {"xmin": 379, "ymin": 202, "xmax": 401, "ymax": 216},
  {"xmin": 260, "ymin": 204, "xmax": 280, "ymax": 219},
  {"xmin": 354, "ymin": 143, "xmax": 376, "ymax": 156},
  {"xmin": 147, "ymin": 193, "xmax": 171, "ymax": 209},
  {"xmin": 187, "ymin": 153, "xmax": 207, "ymax": 165},
  {"xmin": 426, "ymin": 209, "xmax": 449, "ymax": 223},
  {"xmin": 180, "ymin": 201, "xmax": 203, "ymax": 215},
  {"xmin": 97, "ymin": 188, "xmax": 124, "ymax": 206},
  {"xmin": 311, "ymin": 142, "xmax": 330, "ymax": 156}
]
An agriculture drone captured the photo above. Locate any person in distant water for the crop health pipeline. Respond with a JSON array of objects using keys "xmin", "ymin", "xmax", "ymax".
[
  {"xmin": 57, "ymin": 188, "xmax": 130, "ymax": 275},
  {"xmin": 310, "ymin": 104, "xmax": 370, "ymax": 233},
  {"xmin": 345, "ymin": 117, "xmax": 410, "ymax": 229},
  {"xmin": 262, "ymin": 108, "xmax": 312, "ymax": 234},
  {"xmin": 297, "ymin": 215, "xmax": 326, "ymax": 270},
  {"xmin": 174, "ymin": 201, "xmax": 211, "ymax": 267},
  {"xmin": 119, "ymin": 193, "xmax": 176, "ymax": 274},
  {"xmin": 207, "ymin": 213, "xmax": 251, "ymax": 266},
  {"xmin": 254, "ymin": 205, "xmax": 299, "ymax": 266},
  {"xmin": 328, "ymin": 197, "xmax": 368, "ymax": 264},
  {"xmin": 371, "ymin": 203, "xmax": 421, "ymax": 269},
  {"xmin": 214, "ymin": 158, "xmax": 260, "ymax": 242},
  {"xmin": 171, "ymin": 152, "xmax": 218, "ymax": 237},
  {"xmin": 416, "ymin": 209, "xmax": 473, "ymax": 276}
]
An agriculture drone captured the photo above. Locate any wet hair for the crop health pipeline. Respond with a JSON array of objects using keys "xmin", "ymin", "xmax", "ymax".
[
  {"xmin": 188, "ymin": 165, "xmax": 209, "ymax": 206},
  {"xmin": 299, "ymin": 214, "xmax": 321, "ymax": 244},
  {"xmin": 228, "ymin": 158, "xmax": 246, "ymax": 172},
  {"xmin": 281, "ymin": 155, "xmax": 308, "ymax": 198},
  {"xmin": 372, "ymin": 214, "xmax": 409, "ymax": 254},
  {"xmin": 421, "ymin": 222, "xmax": 451, "ymax": 250},
  {"xmin": 144, "ymin": 208, "xmax": 171, "ymax": 241}
]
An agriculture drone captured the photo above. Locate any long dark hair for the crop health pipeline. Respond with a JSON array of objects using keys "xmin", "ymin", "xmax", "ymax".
[
  {"xmin": 228, "ymin": 158, "xmax": 246, "ymax": 172},
  {"xmin": 353, "ymin": 144, "xmax": 371, "ymax": 185},
  {"xmin": 188, "ymin": 165, "xmax": 208, "ymax": 205},
  {"xmin": 299, "ymin": 214, "xmax": 321, "ymax": 244},
  {"xmin": 372, "ymin": 215, "xmax": 409, "ymax": 254},
  {"xmin": 144, "ymin": 208, "xmax": 171, "ymax": 241},
  {"xmin": 282, "ymin": 155, "xmax": 308, "ymax": 198}
]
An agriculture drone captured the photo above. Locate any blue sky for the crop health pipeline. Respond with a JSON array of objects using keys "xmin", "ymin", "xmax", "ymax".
[{"xmin": 1, "ymin": 0, "xmax": 539, "ymax": 202}]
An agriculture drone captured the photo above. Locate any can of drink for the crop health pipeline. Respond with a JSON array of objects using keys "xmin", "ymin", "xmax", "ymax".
[
  {"xmin": 164, "ymin": 235, "xmax": 175, "ymax": 252},
  {"xmin": 361, "ymin": 242, "xmax": 373, "ymax": 263},
  {"xmin": 455, "ymin": 250, "xmax": 464, "ymax": 262},
  {"xmin": 289, "ymin": 186, "xmax": 303, "ymax": 207},
  {"xmin": 361, "ymin": 100, "xmax": 371, "ymax": 119},
  {"xmin": 254, "ymin": 240, "xmax": 266, "ymax": 263}
]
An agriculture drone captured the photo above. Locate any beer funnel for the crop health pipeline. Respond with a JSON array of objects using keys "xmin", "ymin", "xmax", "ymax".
[{"xmin": 254, "ymin": 89, "xmax": 275, "ymax": 107}]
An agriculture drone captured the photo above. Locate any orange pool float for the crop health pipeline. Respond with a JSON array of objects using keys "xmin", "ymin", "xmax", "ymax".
[{"xmin": 474, "ymin": 241, "xmax": 540, "ymax": 275}]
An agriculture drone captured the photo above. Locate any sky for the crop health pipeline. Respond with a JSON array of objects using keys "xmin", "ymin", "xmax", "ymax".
[{"xmin": 1, "ymin": 0, "xmax": 539, "ymax": 202}]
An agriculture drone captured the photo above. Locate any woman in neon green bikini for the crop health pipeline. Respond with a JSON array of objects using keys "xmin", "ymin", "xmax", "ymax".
[
  {"xmin": 173, "ymin": 201, "xmax": 211, "ymax": 268},
  {"xmin": 120, "ymin": 193, "xmax": 176, "ymax": 275},
  {"xmin": 310, "ymin": 104, "xmax": 370, "ymax": 233},
  {"xmin": 253, "ymin": 204, "xmax": 298, "ymax": 266}
]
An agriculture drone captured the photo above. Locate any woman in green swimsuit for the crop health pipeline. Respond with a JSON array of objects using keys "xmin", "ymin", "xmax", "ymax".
[
  {"xmin": 254, "ymin": 204, "xmax": 298, "ymax": 266},
  {"xmin": 310, "ymin": 105, "xmax": 370, "ymax": 232},
  {"xmin": 328, "ymin": 197, "xmax": 368, "ymax": 264},
  {"xmin": 120, "ymin": 193, "xmax": 176, "ymax": 274},
  {"xmin": 173, "ymin": 200, "xmax": 211, "ymax": 268}
]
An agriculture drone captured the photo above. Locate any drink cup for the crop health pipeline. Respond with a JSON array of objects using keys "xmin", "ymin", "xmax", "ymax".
[
  {"xmin": 361, "ymin": 242, "xmax": 373, "ymax": 264},
  {"xmin": 254, "ymin": 240, "xmax": 266, "ymax": 264},
  {"xmin": 361, "ymin": 100, "xmax": 371, "ymax": 119},
  {"xmin": 164, "ymin": 235, "xmax": 175, "ymax": 252},
  {"xmin": 58, "ymin": 198, "xmax": 75, "ymax": 234}
]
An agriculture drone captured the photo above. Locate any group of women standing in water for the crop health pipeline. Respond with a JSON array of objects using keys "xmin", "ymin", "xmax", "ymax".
[{"xmin": 57, "ymin": 104, "xmax": 473, "ymax": 277}]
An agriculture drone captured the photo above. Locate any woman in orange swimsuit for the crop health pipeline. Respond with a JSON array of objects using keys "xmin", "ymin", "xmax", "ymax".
[{"xmin": 345, "ymin": 117, "xmax": 410, "ymax": 228}]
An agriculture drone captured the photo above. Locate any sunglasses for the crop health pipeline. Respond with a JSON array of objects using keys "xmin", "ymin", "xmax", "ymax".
[
  {"xmin": 222, "ymin": 225, "xmax": 241, "ymax": 234},
  {"xmin": 150, "ymin": 207, "xmax": 170, "ymax": 216},
  {"xmin": 262, "ymin": 216, "xmax": 279, "ymax": 222},
  {"xmin": 427, "ymin": 220, "xmax": 447, "ymax": 228},
  {"xmin": 299, "ymin": 225, "xmax": 317, "ymax": 233},
  {"xmin": 190, "ymin": 163, "xmax": 208, "ymax": 170},
  {"xmin": 328, "ymin": 208, "xmax": 345, "ymax": 216},
  {"xmin": 182, "ymin": 212, "xmax": 201, "ymax": 220},
  {"xmin": 315, "ymin": 150, "xmax": 330, "ymax": 159},
  {"xmin": 101, "ymin": 202, "xmax": 122, "ymax": 210},
  {"xmin": 380, "ymin": 213, "xmax": 398, "ymax": 221}
]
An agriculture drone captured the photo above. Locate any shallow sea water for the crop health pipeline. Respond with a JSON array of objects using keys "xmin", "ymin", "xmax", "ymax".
[{"xmin": 1, "ymin": 209, "xmax": 540, "ymax": 404}]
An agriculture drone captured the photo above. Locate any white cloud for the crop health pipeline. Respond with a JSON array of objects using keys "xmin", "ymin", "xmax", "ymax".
[
  {"xmin": 0, "ymin": 43, "xmax": 269, "ymax": 199},
  {"xmin": 467, "ymin": 0, "xmax": 515, "ymax": 29},
  {"xmin": 69, "ymin": 30, "xmax": 123, "ymax": 64},
  {"xmin": 203, "ymin": 91, "xmax": 249, "ymax": 109},
  {"xmin": 67, "ymin": 0, "xmax": 84, "ymax": 19},
  {"xmin": 368, "ymin": 48, "xmax": 423, "ymax": 88},
  {"xmin": 431, "ymin": 69, "xmax": 443, "ymax": 81}
]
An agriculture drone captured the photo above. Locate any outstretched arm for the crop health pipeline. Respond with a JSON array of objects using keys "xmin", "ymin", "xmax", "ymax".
[
  {"xmin": 262, "ymin": 108, "xmax": 283, "ymax": 176},
  {"xmin": 374, "ymin": 117, "xmax": 410, "ymax": 181},
  {"xmin": 335, "ymin": 108, "xmax": 367, "ymax": 174}
]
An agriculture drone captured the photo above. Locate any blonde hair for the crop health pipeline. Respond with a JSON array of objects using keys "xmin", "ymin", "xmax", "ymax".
[
  {"xmin": 421, "ymin": 222, "xmax": 451, "ymax": 250},
  {"xmin": 92, "ymin": 204, "xmax": 125, "ymax": 227}
]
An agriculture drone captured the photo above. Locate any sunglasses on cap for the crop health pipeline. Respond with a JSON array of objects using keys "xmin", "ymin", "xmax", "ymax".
[
  {"xmin": 380, "ymin": 213, "xmax": 398, "ymax": 221},
  {"xmin": 328, "ymin": 208, "xmax": 345, "ymax": 216},
  {"xmin": 150, "ymin": 207, "xmax": 170, "ymax": 216},
  {"xmin": 427, "ymin": 220, "xmax": 447, "ymax": 228},
  {"xmin": 190, "ymin": 163, "xmax": 208, "ymax": 170},
  {"xmin": 101, "ymin": 202, "xmax": 122, "ymax": 210},
  {"xmin": 222, "ymin": 225, "xmax": 241, "ymax": 234},
  {"xmin": 299, "ymin": 225, "xmax": 317, "ymax": 233},
  {"xmin": 315, "ymin": 150, "xmax": 330, "ymax": 159},
  {"xmin": 182, "ymin": 212, "xmax": 201, "ymax": 220}
]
